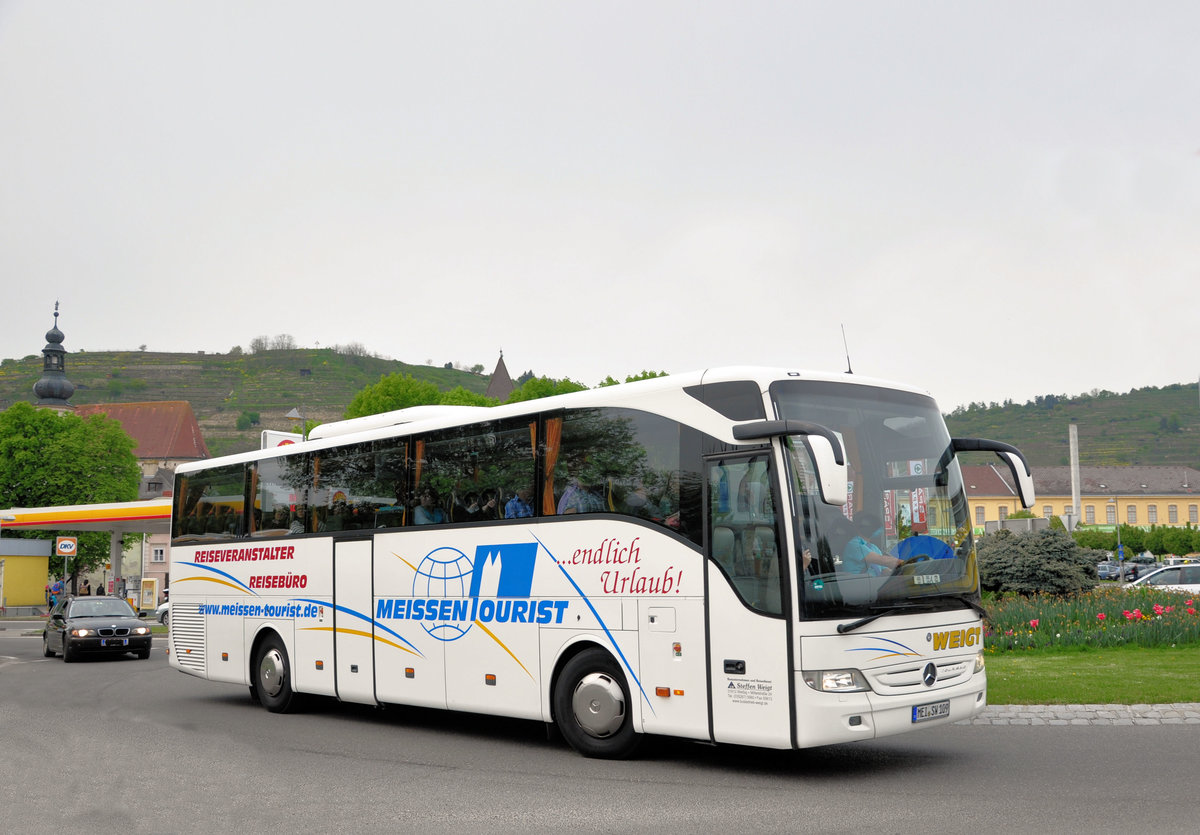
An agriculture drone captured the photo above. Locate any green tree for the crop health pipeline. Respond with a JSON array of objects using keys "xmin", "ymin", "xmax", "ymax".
[
  {"xmin": 1117, "ymin": 523, "xmax": 1145, "ymax": 554},
  {"xmin": 0, "ymin": 402, "xmax": 140, "ymax": 582},
  {"xmin": 1071, "ymin": 526, "xmax": 1112, "ymax": 551},
  {"xmin": 597, "ymin": 370, "xmax": 668, "ymax": 387},
  {"xmin": 344, "ymin": 373, "xmax": 442, "ymax": 418},
  {"xmin": 439, "ymin": 387, "xmax": 498, "ymax": 407},
  {"xmin": 504, "ymin": 376, "xmax": 588, "ymax": 403},
  {"xmin": 623, "ymin": 370, "xmax": 668, "ymax": 383},
  {"xmin": 1144, "ymin": 525, "xmax": 1167, "ymax": 556},
  {"xmin": 1162, "ymin": 525, "xmax": 1195, "ymax": 556},
  {"xmin": 236, "ymin": 410, "xmax": 261, "ymax": 431}
]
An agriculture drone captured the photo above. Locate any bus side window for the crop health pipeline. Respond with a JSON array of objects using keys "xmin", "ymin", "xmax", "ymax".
[
  {"xmin": 255, "ymin": 454, "xmax": 309, "ymax": 536},
  {"xmin": 708, "ymin": 456, "xmax": 783, "ymax": 615}
]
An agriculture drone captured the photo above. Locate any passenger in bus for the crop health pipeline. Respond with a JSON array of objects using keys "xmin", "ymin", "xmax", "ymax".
[
  {"xmin": 478, "ymin": 489, "xmax": 500, "ymax": 519},
  {"xmin": 623, "ymin": 483, "xmax": 655, "ymax": 518},
  {"xmin": 268, "ymin": 508, "xmax": 291, "ymax": 533},
  {"xmin": 558, "ymin": 478, "xmax": 605, "ymax": 514},
  {"xmin": 325, "ymin": 501, "xmax": 346, "ymax": 530},
  {"xmin": 455, "ymin": 491, "xmax": 483, "ymax": 522},
  {"xmin": 839, "ymin": 511, "xmax": 903, "ymax": 574},
  {"xmin": 414, "ymin": 488, "xmax": 446, "ymax": 525},
  {"xmin": 205, "ymin": 504, "xmax": 226, "ymax": 533},
  {"xmin": 187, "ymin": 502, "xmax": 211, "ymax": 535},
  {"xmin": 504, "ymin": 487, "xmax": 534, "ymax": 518}
]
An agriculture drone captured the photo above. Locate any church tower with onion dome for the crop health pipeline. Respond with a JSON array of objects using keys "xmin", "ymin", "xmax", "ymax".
[{"xmin": 33, "ymin": 301, "xmax": 76, "ymax": 412}]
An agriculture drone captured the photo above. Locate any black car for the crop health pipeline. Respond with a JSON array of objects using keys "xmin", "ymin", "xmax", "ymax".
[{"xmin": 42, "ymin": 596, "xmax": 153, "ymax": 662}]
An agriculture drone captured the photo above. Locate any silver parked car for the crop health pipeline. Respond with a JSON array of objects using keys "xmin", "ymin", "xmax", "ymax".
[{"xmin": 1126, "ymin": 564, "xmax": 1200, "ymax": 594}]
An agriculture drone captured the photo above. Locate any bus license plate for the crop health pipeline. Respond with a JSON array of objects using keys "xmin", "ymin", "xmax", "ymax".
[
  {"xmin": 102, "ymin": 638, "xmax": 128, "ymax": 647},
  {"xmin": 912, "ymin": 700, "xmax": 950, "ymax": 723}
]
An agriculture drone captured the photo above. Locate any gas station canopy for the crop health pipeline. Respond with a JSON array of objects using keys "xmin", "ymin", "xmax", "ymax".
[{"xmin": 1, "ymin": 498, "xmax": 173, "ymax": 535}]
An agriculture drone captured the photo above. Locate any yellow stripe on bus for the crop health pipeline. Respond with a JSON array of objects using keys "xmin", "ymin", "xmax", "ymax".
[{"xmin": 301, "ymin": 626, "xmax": 420, "ymax": 656}]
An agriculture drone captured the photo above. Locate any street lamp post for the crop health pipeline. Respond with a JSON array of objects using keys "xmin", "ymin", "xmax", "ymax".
[{"xmin": 1109, "ymin": 497, "xmax": 1124, "ymax": 586}]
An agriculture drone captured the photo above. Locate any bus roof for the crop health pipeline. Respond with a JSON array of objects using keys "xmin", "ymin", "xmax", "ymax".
[{"xmin": 175, "ymin": 366, "xmax": 932, "ymax": 475}]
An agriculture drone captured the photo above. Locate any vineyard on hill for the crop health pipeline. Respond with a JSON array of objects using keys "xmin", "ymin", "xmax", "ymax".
[
  {"xmin": 0, "ymin": 348, "xmax": 489, "ymax": 456},
  {"xmin": 943, "ymin": 383, "xmax": 1200, "ymax": 468}
]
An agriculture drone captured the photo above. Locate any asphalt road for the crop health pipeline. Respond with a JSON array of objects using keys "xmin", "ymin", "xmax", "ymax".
[{"xmin": 2, "ymin": 622, "xmax": 1197, "ymax": 833}]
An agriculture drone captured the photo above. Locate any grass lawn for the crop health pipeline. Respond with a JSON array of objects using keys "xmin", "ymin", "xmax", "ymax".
[{"xmin": 985, "ymin": 644, "xmax": 1200, "ymax": 704}]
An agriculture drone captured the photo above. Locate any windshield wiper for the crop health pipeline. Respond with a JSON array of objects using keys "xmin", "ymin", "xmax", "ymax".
[
  {"xmin": 836, "ymin": 603, "xmax": 934, "ymax": 634},
  {"xmin": 941, "ymin": 594, "xmax": 988, "ymax": 619},
  {"xmin": 836, "ymin": 595, "xmax": 989, "ymax": 634}
]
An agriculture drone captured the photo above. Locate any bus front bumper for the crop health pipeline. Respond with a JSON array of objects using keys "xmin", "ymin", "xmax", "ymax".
[{"xmin": 792, "ymin": 671, "xmax": 987, "ymax": 748}]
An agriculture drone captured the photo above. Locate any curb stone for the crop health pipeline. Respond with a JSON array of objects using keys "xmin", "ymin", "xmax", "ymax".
[{"xmin": 961, "ymin": 704, "xmax": 1200, "ymax": 725}]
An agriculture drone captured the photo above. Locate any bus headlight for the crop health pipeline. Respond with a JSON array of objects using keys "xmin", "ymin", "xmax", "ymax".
[
  {"xmin": 802, "ymin": 669, "xmax": 870, "ymax": 693},
  {"xmin": 974, "ymin": 652, "xmax": 985, "ymax": 674}
]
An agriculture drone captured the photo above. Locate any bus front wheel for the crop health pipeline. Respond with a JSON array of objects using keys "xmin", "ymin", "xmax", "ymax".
[
  {"xmin": 553, "ymin": 648, "xmax": 641, "ymax": 759},
  {"xmin": 253, "ymin": 634, "xmax": 296, "ymax": 713}
]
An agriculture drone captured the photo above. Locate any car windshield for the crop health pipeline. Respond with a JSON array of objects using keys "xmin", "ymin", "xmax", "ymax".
[
  {"xmin": 69, "ymin": 599, "xmax": 136, "ymax": 618},
  {"xmin": 771, "ymin": 379, "xmax": 979, "ymax": 620}
]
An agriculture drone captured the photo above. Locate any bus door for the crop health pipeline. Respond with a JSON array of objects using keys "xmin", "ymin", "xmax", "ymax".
[
  {"xmin": 706, "ymin": 453, "xmax": 794, "ymax": 748},
  {"xmin": 333, "ymin": 537, "xmax": 377, "ymax": 705}
]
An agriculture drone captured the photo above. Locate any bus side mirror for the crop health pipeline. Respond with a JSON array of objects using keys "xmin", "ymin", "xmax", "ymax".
[
  {"xmin": 952, "ymin": 437, "xmax": 1036, "ymax": 509},
  {"xmin": 997, "ymin": 450, "xmax": 1036, "ymax": 509},
  {"xmin": 802, "ymin": 434, "xmax": 849, "ymax": 507},
  {"xmin": 732, "ymin": 419, "xmax": 848, "ymax": 507}
]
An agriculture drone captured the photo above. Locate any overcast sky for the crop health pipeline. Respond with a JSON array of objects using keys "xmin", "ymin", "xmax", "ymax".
[{"xmin": 2, "ymin": 2, "xmax": 1198, "ymax": 412}]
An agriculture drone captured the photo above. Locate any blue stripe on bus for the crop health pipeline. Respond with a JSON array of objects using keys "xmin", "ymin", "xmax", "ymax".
[{"xmin": 532, "ymin": 532, "xmax": 655, "ymax": 717}]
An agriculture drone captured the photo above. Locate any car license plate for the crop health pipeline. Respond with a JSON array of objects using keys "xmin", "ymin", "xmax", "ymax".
[
  {"xmin": 912, "ymin": 700, "xmax": 950, "ymax": 723},
  {"xmin": 102, "ymin": 638, "xmax": 128, "ymax": 647}
]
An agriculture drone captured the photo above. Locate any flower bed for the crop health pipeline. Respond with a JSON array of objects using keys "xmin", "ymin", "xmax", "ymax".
[{"xmin": 984, "ymin": 586, "xmax": 1200, "ymax": 652}]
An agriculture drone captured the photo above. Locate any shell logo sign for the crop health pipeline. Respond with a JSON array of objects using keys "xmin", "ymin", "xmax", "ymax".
[{"xmin": 55, "ymin": 536, "xmax": 78, "ymax": 557}]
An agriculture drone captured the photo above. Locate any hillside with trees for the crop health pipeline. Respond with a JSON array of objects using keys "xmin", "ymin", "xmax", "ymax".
[
  {"xmin": 0, "ymin": 344, "xmax": 494, "ymax": 457},
  {"xmin": 4, "ymin": 341, "xmax": 1196, "ymax": 467},
  {"xmin": 944, "ymin": 382, "xmax": 1200, "ymax": 467}
]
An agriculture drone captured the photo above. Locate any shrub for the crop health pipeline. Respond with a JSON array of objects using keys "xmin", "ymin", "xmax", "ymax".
[{"xmin": 978, "ymin": 528, "xmax": 1103, "ymax": 595}]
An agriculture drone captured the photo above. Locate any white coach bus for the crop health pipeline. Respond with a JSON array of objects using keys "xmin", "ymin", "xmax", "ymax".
[{"xmin": 167, "ymin": 367, "xmax": 1033, "ymax": 758}]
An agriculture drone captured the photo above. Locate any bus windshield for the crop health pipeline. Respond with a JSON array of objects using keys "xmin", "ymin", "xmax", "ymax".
[{"xmin": 770, "ymin": 380, "xmax": 977, "ymax": 620}]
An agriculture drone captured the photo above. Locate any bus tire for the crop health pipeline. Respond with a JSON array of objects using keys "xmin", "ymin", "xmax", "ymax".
[
  {"xmin": 253, "ymin": 634, "xmax": 296, "ymax": 713},
  {"xmin": 553, "ymin": 648, "xmax": 641, "ymax": 759}
]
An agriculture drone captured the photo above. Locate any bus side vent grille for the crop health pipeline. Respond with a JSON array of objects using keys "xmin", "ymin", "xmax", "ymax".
[{"xmin": 170, "ymin": 603, "xmax": 207, "ymax": 675}]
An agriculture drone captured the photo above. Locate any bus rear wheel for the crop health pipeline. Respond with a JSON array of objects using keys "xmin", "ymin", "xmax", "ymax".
[
  {"xmin": 553, "ymin": 648, "xmax": 641, "ymax": 759},
  {"xmin": 253, "ymin": 634, "xmax": 296, "ymax": 713}
]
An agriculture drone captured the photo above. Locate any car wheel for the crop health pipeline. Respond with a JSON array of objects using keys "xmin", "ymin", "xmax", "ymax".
[
  {"xmin": 253, "ymin": 634, "xmax": 297, "ymax": 713},
  {"xmin": 136, "ymin": 647, "xmax": 151, "ymax": 659},
  {"xmin": 63, "ymin": 637, "xmax": 76, "ymax": 663},
  {"xmin": 553, "ymin": 647, "xmax": 641, "ymax": 759},
  {"xmin": 42, "ymin": 633, "xmax": 55, "ymax": 658},
  {"xmin": 161, "ymin": 612, "xmax": 169, "ymax": 627}
]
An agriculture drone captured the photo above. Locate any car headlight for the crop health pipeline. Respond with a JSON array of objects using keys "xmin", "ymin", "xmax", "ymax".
[
  {"xmin": 133, "ymin": 627, "xmax": 150, "ymax": 635},
  {"xmin": 69, "ymin": 628, "xmax": 92, "ymax": 637},
  {"xmin": 974, "ymin": 652, "xmax": 985, "ymax": 674},
  {"xmin": 802, "ymin": 668, "xmax": 871, "ymax": 692}
]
